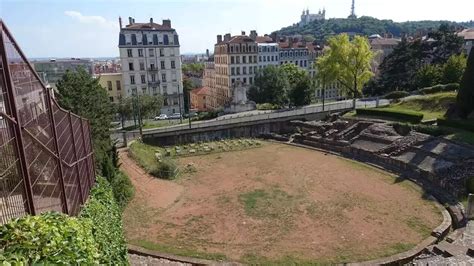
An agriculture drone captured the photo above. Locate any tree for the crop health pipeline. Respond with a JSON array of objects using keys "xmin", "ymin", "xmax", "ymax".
[
  {"xmin": 315, "ymin": 34, "xmax": 375, "ymax": 106},
  {"xmin": 56, "ymin": 68, "xmax": 113, "ymax": 165},
  {"xmin": 441, "ymin": 53, "xmax": 467, "ymax": 84},
  {"xmin": 115, "ymin": 97, "xmax": 133, "ymax": 128},
  {"xmin": 248, "ymin": 66, "xmax": 288, "ymax": 106},
  {"xmin": 182, "ymin": 78, "xmax": 194, "ymax": 113},
  {"xmin": 137, "ymin": 94, "xmax": 163, "ymax": 119},
  {"xmin": 456, "ymin": 48, "xmax": 474, "ymax": 118},
  {"xmin": 280, "ymin": 63, "xmax": 313, "ymax": 106},
  {"xmin": 414, "ymin": 64, "xmax": 441, "ymax": 89},
  {"xmin": 428, "ymin": 24, "xmax": 464, "ymax": 64}
]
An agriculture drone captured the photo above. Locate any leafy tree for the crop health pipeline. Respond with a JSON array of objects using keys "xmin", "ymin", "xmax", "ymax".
[
  {"xmin": 456, "ymin": 48, "xmax": 474, "ymax": 118},
  {"xmin": 428, "ymin": 24, "xmax": 464, "ymax": 64},
  {"xmin": 136, "ymin": 94, "xmax": 163, "ymax": 119},
  {"xmin": 280, "ymin": 64, "xmax": 313, "ymax": 106},
  {"xmin": 441, "ymin": 53, "xmax": 467, "ymax": 84},
  {"xmin": 315, "ymin": 34, "xmax": 374, "ymax": 106},
  {"xmin": 248, "ymin": 65, "xmax": 288, "ymax": 106},
  {"xmin": 56, "ymin": 68, "xmax": 113, "ymax": 166},
  {"xmin": 182, "ymin": 63, "xmax": 204, "ymax": 74},
  {"xmin": 115, "ymin": 97, "xmax": 133, "ymax": 128},
  {"xmin": 414, "ymin": 64, "xmax": 441, "ymax": 89},
  {"xmin": 182, "ymin": 78, "xmax": 194, "ymax": 113}
]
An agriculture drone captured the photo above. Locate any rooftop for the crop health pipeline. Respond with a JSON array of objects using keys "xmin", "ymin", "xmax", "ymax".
[
  {"xmin": 458, "ymin": 28, "xmax": 474, "ymax": 40},
  {"xmin": 191, "ymin": 87, "xmax": 210, "ymax": 95}
]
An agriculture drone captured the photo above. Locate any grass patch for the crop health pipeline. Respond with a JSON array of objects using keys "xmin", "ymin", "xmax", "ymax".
[
  {"xmin": 405, "ymin": 217, "xmax": 433, "ymax": 237},
  {"xmin": 445, "ymin": 130, "xmax": 474, "ymax": 145},
  {"xmin": 129, "ymin": 239, "xmax": 228, "ymax": 261},
  {"xmin": 128, "ymin": 141, "xmax": 163, "ymax": 172},
  {"xmin": 238, "ymin": 188, "xmax": 297, "ymax": 220},
  {"xmin": 356, "ymin": 108, "xmax": 423, "ymax": 123},
  {"xmin": 385, "ymin": 92, "xmax": 456, "ymax": 120}
]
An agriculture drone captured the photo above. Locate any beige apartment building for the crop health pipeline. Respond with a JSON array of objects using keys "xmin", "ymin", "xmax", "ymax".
[
  {"xmin": 213, "ymin": 31, "xmax": 258, "ymax": 106},
  {"xmin": 97, "ymin": 73, "xmax": 124, "ymax": 103}
]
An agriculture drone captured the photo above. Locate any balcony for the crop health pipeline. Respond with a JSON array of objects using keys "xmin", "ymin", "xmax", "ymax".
[
  {"xmin": 147, "ymin": 67, "xmax": 159, "ymax": 72},
  {"xmin": 148, "ymin": 81, "xmax": 160, "ymax": 87}
]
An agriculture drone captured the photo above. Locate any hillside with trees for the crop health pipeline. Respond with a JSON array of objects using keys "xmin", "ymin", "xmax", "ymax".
[{"xmin": 274, "ymin": 16, "xmax": 474, "ymax": 42}]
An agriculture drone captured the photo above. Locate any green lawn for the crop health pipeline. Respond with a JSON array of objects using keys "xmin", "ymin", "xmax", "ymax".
[
  {"xmin": 123, "ymin": 120, "xmax": 187, "ymax": 131},
  {"xmin": 445, "ymin": 129, "xmax": 474, "ymax": 145},
  {"xmin": 382, "ymin": 92, "xmax": 456, "ymax": 121}
]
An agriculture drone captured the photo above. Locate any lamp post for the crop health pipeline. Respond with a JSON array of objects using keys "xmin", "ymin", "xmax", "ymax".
[{"xmin": 178, "ymin": 84, "xmax": 183, "ymax": 123}]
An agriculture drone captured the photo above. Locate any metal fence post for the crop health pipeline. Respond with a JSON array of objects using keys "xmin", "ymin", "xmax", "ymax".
[
  {"xmin": 0, "ymin": 27, "xmax": 35, "ymax": 215},
  {"xmin": 68, "ymin": 112, "xmax": 84, "ymax": 204},
  {"xmin": 45, "ymin": 89, "xmax": 69, "ymax": 214},
  {"xmin": 79, "ymin": 119, "xmax": 93, "ymax": 191}
]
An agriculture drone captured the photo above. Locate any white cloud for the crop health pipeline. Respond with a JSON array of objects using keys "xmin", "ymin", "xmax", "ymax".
[{"xmin": 64, "ymin": 11, "xmax": 117, "ymax": 29}]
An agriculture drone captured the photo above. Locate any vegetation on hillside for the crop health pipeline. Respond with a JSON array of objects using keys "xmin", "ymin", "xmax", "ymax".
[
  {"xmin": 456, "ymin": 47, "xmax": 474, "ymax": 118},
  {"xmin": 0, "ymin": 177, "xmax": 128, "ymax": 264},
  {"xmin": 274, "ymin": 16, "xmax": 474, "ymax": 42}
]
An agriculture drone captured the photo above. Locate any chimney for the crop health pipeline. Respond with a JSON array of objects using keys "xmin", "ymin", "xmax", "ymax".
[
  {"xmin": 132, "ymin": 18, "xmax": 135, "ymax": 24},
  {"xmin": 119, "ymin": 17, "xmax": 122, "ymax": 29},
  {"xmin": 128, "ymin": 17, "xmax": 133, "ymax": 25},
  {"xmin": 217, "ymin": 35, "xmax": 222, "ymax": 43},
  {"xmin": 150, "ymin": 17, "xmax": 153, "ymax": 24},
  {"xmin": 162, "ymin": 19, "xmax": 171, "ymax": 28},
  {"xmin": 250, "ymin": 30, "xmax": 257, "ymax": 40},
  {"xmin": 241, "ymin": 30, "xmax": 246, "ymax": 36},
  {"xmin": 224, "ymin": 33, "xmax": 231, "ymax": 42}
]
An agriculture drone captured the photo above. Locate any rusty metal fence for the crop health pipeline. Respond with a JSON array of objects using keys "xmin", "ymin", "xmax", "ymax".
[{"xmin": 0, "ymin": 21, "xmax": 95, "ymax": 225}]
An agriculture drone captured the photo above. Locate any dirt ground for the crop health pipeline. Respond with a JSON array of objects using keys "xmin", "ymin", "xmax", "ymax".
[{"xmin": 121, "ymin": 142, "xmax": 442, "ymax": 263}]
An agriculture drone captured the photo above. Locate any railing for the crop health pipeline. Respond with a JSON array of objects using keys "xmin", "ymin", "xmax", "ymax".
[
  {"xmin": 0, "ymin": 20, "xmax": 95, "ymax": 225},
  {"xmin": 142, "ymin": 99, "xmax": 389, "ymax": 135}
]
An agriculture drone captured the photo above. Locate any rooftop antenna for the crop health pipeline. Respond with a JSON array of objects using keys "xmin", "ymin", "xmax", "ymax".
[{"xmin": 349, "ymin": 0, "xmax": 356, "ymax": 18}]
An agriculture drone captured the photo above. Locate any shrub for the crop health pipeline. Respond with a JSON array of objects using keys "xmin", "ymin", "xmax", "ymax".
[
  {"xmin": 437, "ymin": 118, "xmax": 474, "ymax": 132},
  {"xmin": 445, "ymin": 83, "xmax": 460, "ymax": 91},
  {"xmin": 111, "ymin": 171, "xmax": 134, "ymax": 209},
  {"xmin": 0, "ymin": 212, "xmax": 99, "ymax": 264},
  {"xmin": 356, "ymin": 108, "xmax": 424, "ymax": 123},
  {"xmin": 466, "ymin": 176, "xmax": 474, "ymax": 194},
  {"xmin": 256, "ymin": 103, "xmax": 280, "ymax": 110},
  {"xmin": 419, "ymin": 83, "xmax": 459, "ymax": 95},
  {"xmin": 197, "ymin": 110, "xmax": 220, "ymax": 120},
  {"xmin": 384, "ymin": 91, "xmax": 410, "ymax": 99},
  {"xmin": 150, "ymin": 159, "xmax": 177, "ymax": 180},
  {"xmin": 412, "ymin": 124, "xmax": 450, "ymax": 136},
  {"xmin": 79, "ymin": 176, "xmax": 128, "ymax": 264}
]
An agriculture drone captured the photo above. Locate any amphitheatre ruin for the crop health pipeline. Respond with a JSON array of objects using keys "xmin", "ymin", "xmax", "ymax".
[{"xmin": 123, "ymin": 113, "xmax": 474, "ymax": 264}]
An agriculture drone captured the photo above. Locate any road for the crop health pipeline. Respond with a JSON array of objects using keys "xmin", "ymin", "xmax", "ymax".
[{"xmin": 126, "ymin": 98, "xmax": 389, "ymax": 135}]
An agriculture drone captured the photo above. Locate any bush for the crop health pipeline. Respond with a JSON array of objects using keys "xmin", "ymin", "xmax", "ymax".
[
  {"xmin": 197, "ymin": 110, "xmax": 220, "ymax": 120},
  {"xmin": 356, "ymin": 108, "xmax": 424, "ymax": 123},
  {"xmin": 445, "ymin": 83, "xmax": 460, "ymax": 91},
  {"xmin": 79, "ymin": 176, "xmax": 128, "ymax": 263},
  {"xmin": 0, "ymin": 212, "xmax": 99, "ymax": 264},
  {"xmin": 384, "ymin": 91, "xmax": 410, "ymax": 99},
  {"xmin": 150, "ymin": 159, "xmax": 177, "ymax": 180},
  {"xmin": 466, "ymin": 176, "xmax": 474, "ymax": 194},
  {"xmin": 412, "ymin": 124, "xmax": 450, "ymax": 136},
  {"xmin": 111, "ymin": 171, "xmax": 134, "ymax": 209},
  {"xmin": 437, "ymin": 118, "xmax": 474, "ymax": 132},
  {"xmin": 256, "ymin": 103, "xmax": 280, "ymax": 110}
]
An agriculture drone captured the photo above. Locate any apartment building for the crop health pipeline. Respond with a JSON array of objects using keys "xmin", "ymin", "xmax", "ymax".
[
  {"xmin": 33, "ymin": 58, "xmax": 93, "ymax": 89},
  {"xmin": 213, "ymin": 31, "xmax": 258, "ymax": 106},
  {"xmin": 118, "ymin": 16, "xmax": 183, "ymax": 115},
  {"xmin": 97, "ymin": 73, "xmax": 124, "ymax": 103}
]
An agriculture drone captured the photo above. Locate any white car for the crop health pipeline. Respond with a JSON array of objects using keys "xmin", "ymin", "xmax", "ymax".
[{"xmin": 154, "ymin": 114, "xmax": 168, "ymax": 120}]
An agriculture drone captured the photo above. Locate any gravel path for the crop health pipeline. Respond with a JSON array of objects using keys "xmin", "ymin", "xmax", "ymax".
[{"xmin": 128, "ymin": 254, "xmax": 191, "ymax": 266}]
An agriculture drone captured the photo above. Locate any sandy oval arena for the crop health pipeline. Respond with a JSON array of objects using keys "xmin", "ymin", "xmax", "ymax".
[{"xmin": 122, "ymin": 142, "xmax": 442, "ymax": 264}]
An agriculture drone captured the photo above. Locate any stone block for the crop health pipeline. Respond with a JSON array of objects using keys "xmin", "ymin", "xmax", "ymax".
[{"xmin": 190, "ymin": 149, "xmax": 196, "ymax": 154}]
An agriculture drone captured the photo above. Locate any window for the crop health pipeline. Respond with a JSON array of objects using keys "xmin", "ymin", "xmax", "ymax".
[
  {"xmin": 249, "ymin": 67, "xmax": 252, "ymax": 74},
  {"xmin": 249, "ymin": 77, "xmax": 253, "ymax": 84},
  {"xmin": 259, "ymin": 56, "xmax": 262, "ymax": 62},
  {"xmin": 236, "ymin": 56, "xmax": 240, "ymax": 64},
  {"xmin": 243, "ymin": 56, "xmax": 246, "ymax": 64},
  {"xmin": 152, "ymin": 87, "xmax": 157, "ymax": 95},
  {"xmin": 141, "ymin": 75, "xmax": 146, "ymax": 84},
  {"xmin": 139, "ymin": 62, "xmax": 145, "ymax": 71},
  {"xmin": 142, "ymin": 87, "xmax": 147, "ymax": 94},
  {"xmin": 107, "ymin": 81, "xmax": 112, "ymax": 91},
  {"xmin": 159, "ymin": 48, "xmax": 164, "ymax": 56},
  {"xmin": 161, "ymin": 61, "xmax": 165, "ymax": 69},
  {"xmin": 150, "ymin": 63, "xmax": 155, "ymax": 70},
  {"xmin": 116, "ymin": 80, "xmax": 121, "ymax": 90},
  {"xmin": 151, "ymin": 73, "xmax": 156, "ymax": 82},
  {"xmin": 231, "ymin": 56, "xmax": 234, "ymax": 64},
  {"xmin": 243, "ymin": 77, "xmax": 247, "ymax": 83},
  {"xmin": 243, "ymin": 67, "xmax": 246, "ymax": 74},
  {"xmin": 128, "ymin": 62, "xmax": 134, "ymax": 71},
  {"xmin": 149, "ymin": 48, "xmax": 154, "ymax": 57},
  {"xmin": 236, "ymin": 67, "xmax": 240, "ymax": 75},
  {"xmin": 109, "ymin": 97, "xmax": 114, "ymax": 102},
  {"xmin": 163, "ymin": 85, "xmax": 168, "ymax": 94},
  {"xmin": 267, "ymin": 56, "xmax": 270, "ymax": 61},
  {"xmin": 231, "ymin": 78, "xmax": 235, "ymax": 84},
  {"xmin": 162, "ymin": 73, "xmax": 167, "ymax": 82},
  {"xmin": 163, "ymin": 34, "xmax": 169, "ymax": 45},
  {"xmin": 231, "ymin": 67, "xmax": 235, "ymax": 75},
  {"xmin": 130, "ymin": 75, "xmax": 135, "ymax": 84},
  {"xmin": 127, "ymin": 49, "xmax": 132, "ymax": 57},
  {"xmin": 138, "ymin": 49, "xmax": 143, "ymax": 57},
  {"xmin": 271, "ymin": 55, "xmax": 274, "ymax": 61},
  {"xmin": 171, "ymin": 60, "xmax": 175, "ymax": 69}
]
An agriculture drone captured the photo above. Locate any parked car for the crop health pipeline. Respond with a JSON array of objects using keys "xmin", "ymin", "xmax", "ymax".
[
  {"xmin": 183, "ymin": 112, "xmax": 198, "ymax": 118},
  {"xmin": 168, "ymin": 113, "xmax": 182, "ymax": 119},
  {"xmin": 154, "ymin": 114, "xmax": 168, "ymax": 120}
]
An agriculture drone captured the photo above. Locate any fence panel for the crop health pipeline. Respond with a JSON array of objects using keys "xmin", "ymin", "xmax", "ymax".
[{"xmin": 0, "ymin": 21, "xmax": 95, "ymax": 224}]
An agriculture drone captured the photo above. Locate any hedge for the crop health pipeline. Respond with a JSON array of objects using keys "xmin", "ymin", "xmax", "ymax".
[
  {"xmin": 384, "ymin": 90, "xmax": 410, "ymax": 99},
  {"xmin": 419, "ymin": 83, "xmax": 459, "ymax": 95},
  {"xmin": 437, "ymin": 118, "xmax": 474, "ymax": 132},
  {"xmin": 356, "ymin": 108, "xmax": 424, "ymax": 123},
  {"xmin": 0, "ymin": 176, "xmax": 129, "ymax": 264}
]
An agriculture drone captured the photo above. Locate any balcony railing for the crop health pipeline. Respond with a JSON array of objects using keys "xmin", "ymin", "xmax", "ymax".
[{"xmin": 148, "ymin": 80, "xmax": 160, "ymax": 87}]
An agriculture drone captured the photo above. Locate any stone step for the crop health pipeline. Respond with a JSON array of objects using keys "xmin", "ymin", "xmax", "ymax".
[{"xmin": 432, "ymin": 242, "xmax": 470, "ymax": 257}]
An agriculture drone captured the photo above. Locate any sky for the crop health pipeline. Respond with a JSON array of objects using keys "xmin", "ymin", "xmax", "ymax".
[{"xmin": 1, "ymin": 0, "xmax": 473, "ymax": 58}]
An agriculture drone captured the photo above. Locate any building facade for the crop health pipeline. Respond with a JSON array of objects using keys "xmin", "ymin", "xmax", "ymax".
[
  {"xmin": 458, "ymin": 28, "xmax": 474, "ymax": 56},
  {"xmin": 97, "ymin": 73, "xmax": 124, "ymax": 103},
  {"xmin": 299, "ymin": 9, "xmax": 325, "ymax": 27},
  {"xmin": 33, "ymin": 58, "xmax": 94, "ymax": 88},
  {"xmin": 118, "ymin": 16, "xmax": 183, "ymax": 115},
  {"xmin": 213, "ymin": 31, "xmax": 258, "ymax": 106},
  {"xmin": 190, "ymin": 87, "xmax": 212, "ymax": 111},
  {"xmin": 257, "ymin": 43, "xmax": 280, "ymax": 70}
]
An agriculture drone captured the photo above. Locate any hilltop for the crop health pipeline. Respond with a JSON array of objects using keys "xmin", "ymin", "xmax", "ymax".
[{"xmin": 273, "ymin": 16, "xmax": 474, "ymax": 41}]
